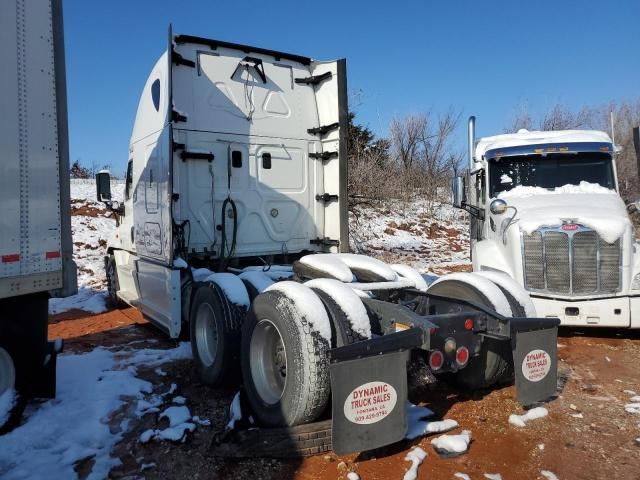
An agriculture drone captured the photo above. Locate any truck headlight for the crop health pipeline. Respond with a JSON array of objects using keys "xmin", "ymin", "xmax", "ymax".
[{"xmin": 633, "ymin": 273, "xmax": 640, "ymax": 290}]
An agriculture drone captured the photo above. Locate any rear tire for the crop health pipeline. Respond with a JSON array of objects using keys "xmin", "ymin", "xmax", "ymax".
[
  {"xmin": 427, "ymin": 275, "xmax": 514, "ymax": 389},
  {"xmin": 241, "ymin": 290, "xmax": 330, "ymax": 427},
  {"xmin": 190, "ymin": 283, "xmax": 240, "ymax": 386}
]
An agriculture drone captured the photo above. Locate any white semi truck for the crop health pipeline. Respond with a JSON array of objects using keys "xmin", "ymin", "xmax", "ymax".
[
  {"xmin": 96, "ymin": 30, "xmax": 560, "ymax": 455},
  {"xmin": 0, "ymin": 0, "xmax": 76, "ymax": 432},
  {"xmin": 453, "ymin": 117, "xmax": 640, "ymax": 328}
]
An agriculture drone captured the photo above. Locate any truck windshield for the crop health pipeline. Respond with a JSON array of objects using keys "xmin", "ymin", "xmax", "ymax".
[{"xmin": 488, "ymin": 152, "xmax": 615, "ymax": 197}]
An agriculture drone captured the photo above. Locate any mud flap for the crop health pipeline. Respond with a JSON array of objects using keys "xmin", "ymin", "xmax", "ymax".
[
  {"xmin": 330, "ymin": 351, "xmax": 409, "ymax": 455},
  {"xmin": 511, "ymin": 324, "xmax": 558, "ymax": 406}
]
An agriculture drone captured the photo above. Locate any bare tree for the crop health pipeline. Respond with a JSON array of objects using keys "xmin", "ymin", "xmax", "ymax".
[{"xmin": 388, "ymin": 110, "xmax": 462, "ymax": 211}]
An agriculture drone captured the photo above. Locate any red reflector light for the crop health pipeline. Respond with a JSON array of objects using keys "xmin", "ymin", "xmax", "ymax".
[
  {"xmin": 1, "ymin": 254, "xmax": 20, "ymax": 263},
  {"xmin": 456, "ymin": 347, "xmax": 469, "ymax": 366},
  {"xmin": 429, "ymin": 350, "xmax": 444, "ymax": 370},
  {"xmin": 464, "ymin": 318, "xmax": 474, "ymax": 330},
  {"xmin": 46, "ymin": 251, "xmax": 61, "ymax": 259}
]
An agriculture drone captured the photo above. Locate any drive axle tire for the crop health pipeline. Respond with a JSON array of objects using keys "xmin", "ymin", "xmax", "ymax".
[
  {"xmin": 241, "ymin": 289, "xmax": 331, "ymax": 427},
  {"xmin": 190, "ymin": 283, "xmax": 240, "ymax": 386},
  {"xmin": 427, "ymin": 274, "xmax": 514, "ymax": 389}
]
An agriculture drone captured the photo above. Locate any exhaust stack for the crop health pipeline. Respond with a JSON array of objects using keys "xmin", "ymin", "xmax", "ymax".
[{"xmin": 468, "ymin": 116, "xmax": 476, "ymax": 170}]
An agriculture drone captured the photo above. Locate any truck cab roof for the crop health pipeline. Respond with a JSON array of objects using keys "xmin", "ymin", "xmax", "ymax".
[{"xmin": 475, "ymin": 129, "xmax": 613, "ymax": 162}]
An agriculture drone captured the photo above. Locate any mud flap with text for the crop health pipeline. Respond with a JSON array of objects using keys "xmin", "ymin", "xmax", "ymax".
[
  {"xmin": 330, "ymin": 350, "xmax": 410, "ymax": 455},
  {"xmin": 512, "ymin": 326, "xmax": 558, "ymax": 406}
]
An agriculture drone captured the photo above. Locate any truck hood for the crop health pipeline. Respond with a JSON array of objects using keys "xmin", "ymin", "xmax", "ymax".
[{"xmin": 498, "ymin": 182, "xmax": 632, "ymax": 243}]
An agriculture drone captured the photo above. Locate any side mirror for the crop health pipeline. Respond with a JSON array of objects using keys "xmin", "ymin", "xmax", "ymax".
[
  {"xmin": 451, "ymin": 176, "xmax": 466, "ymax": 208},
  {"xmin": 490, "ymin": 198, "xmax": 508, "ymax": 215},
  {"xmin": 96, "ymin": 170, "xmax": 112, "ymax": 202}
]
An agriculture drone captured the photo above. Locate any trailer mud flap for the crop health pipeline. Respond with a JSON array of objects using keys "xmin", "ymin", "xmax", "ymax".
[
  {"xmin": 512, "ymin": 325, "xmax": 558, "ymax": 406},
  {"xmin": 330, "ymin": 349, "xmax": 410, "ymax": 455}
]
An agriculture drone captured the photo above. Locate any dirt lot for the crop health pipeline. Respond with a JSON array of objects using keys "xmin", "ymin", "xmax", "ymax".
[{"xmin": 50, "ymin": 309, "xmax": 640, "ymax": 480}]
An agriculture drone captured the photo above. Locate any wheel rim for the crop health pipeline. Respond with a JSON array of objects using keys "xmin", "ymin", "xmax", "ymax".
[
  {"xmin": 250, "ymin": 319, "xmax": 287, "ymax": 405},
  {"xmin": 195, "ymin": 303, "xmax": 219, "ymax": 367},
  {"xmin": 0, "ymin": 348, "xmax": 15, "ymax": 397}
]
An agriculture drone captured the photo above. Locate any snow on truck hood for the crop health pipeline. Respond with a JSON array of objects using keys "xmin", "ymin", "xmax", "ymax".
[{"xmin": 498, "ymin": 182, "xmax": 631, "ymax": 243}]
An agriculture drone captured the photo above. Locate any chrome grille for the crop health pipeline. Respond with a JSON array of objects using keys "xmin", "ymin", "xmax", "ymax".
[{"xmin": 522, "ymin": 226, "xmax": 621, "ymax": 295}]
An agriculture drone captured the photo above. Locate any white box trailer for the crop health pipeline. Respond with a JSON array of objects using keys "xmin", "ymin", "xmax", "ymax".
[
  {"xmin": 0, "ymin": 0, "xmax": 76, "ymax": 432},
  {"xmin": 97, "ymin": 30, "xmax": 560, "ymax": 455}
]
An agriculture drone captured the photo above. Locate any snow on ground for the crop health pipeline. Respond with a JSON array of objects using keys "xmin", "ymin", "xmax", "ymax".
[
  {"xmin": 0, "ymin": 341, "xmax": 191, "ymax": 479},
  {"xmin": 0, "ymin": 389, "xmax": 16, "ymax": 427},
  {"xmin": 508, "ymin": 407, "xmax": 549, "ymax": 427},
  {"xmin": 430, "ymin": 430, "xmax": 472, "ymax": 456},
  {"xmin": 349, "ymin": 199, "xmax": 470, "ymax": 275},
  {"xmin": 402, "ymin": 446, "xmax": 428, "ymax": 480},
  {"xmin": 49, "ymin": 180, "xmax": 124, "ymax": 315}
]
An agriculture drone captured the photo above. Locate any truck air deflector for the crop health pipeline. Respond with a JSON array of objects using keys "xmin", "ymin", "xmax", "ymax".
[
  {"xmin": 485, "ymin": 142, "xmax": 613, "ymax": 160},
  {"xmin": 174, "ymin": 34, "xmax": 312, "ymax": 65}
]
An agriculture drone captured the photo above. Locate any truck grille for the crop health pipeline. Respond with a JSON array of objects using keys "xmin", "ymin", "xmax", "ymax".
[{"xmin": 522, "ymin": 226, "xmax": 621, "ymax": 295}]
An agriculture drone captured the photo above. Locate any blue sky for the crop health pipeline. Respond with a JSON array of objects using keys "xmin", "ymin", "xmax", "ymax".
[{"xmin": 64, "ymin": 0, "xmax": 640, "ymax": 174}]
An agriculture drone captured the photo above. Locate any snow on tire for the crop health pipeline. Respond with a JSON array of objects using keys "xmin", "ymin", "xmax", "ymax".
[
  {"xmin": 427, "ymin": 272, "xmax": 514, "ymax": 389},
  {"xmin": 0, "ymin": 347, "xmax": 22, "ymax": 434},
  {"xmin": 305, "ymin": 278, "xmax": 372, "ymax": 347},
  {"xmin": 241, "ymin": 284, "xmax": 331, "ymax": 427},
  {"xmin": 475, "ymin": 271, "xmax": 536, "ymax": 318}
]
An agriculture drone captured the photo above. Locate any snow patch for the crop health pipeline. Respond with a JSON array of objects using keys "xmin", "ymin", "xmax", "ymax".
[
  {"xmin": 509, "ymin": 407, "xmax": 549, "ymax": 427},
  {"xmin": 173, "ymin": 257, "xmax": 188, "ymax": 269},
  {"xmin": 0, "ymin": 343, "xmax": 189, "ymax": 479},
  {"xmin": 226, "ymin": 392, "xmax": 242, "ymax": 430},
  {"xmin": 454, "ymin": 474, "xmax": 471, "ymax": 480},
  {"xmin": 265, "ymin": 281, "xmax": 332, "ymax": 342},
  {"xmin": 347, "ymin": 472, "xmax": 360, "ymax": 480},
  {"xmin": 403, "ymin": 446, "xmax": 427, "ymax": 480},
  {"xmin": 238, "ymin": 271, "xmax": 274, "ymax": 293},
  {"xmin": 406, "ymin": 402, "xmax": 457, "ymax": 440},
  {"xmin": 500, "ymin": 174, "xmax": 513, "ymax": 184},
  {"xmin": 484, "ymin": 474, "xmax": 503, "ymax": 480},
  {"xmin": 431, "ymin": 430, "xmax": 472, "ymax": 456},
  {"xmin": 625, "ymin": 403, "xmax": 640, "ymax": 414},
  {"xmin": 541, "ymin": 471, "xmax": 559, "ymax": 480},
  {"xmin": 499, "ymin": 182, "xmax": 630, "ymax": 243},
  {"xmin": 305, "ymin": 278, "xmax": 372, "ymax": 339},
  {"xmin": 429, "ymin": 272, "xmax": 512, "ymax": 317},
  {"xmin": 0, "ymin": 388, "xmax": 16, "ymax": 427}
]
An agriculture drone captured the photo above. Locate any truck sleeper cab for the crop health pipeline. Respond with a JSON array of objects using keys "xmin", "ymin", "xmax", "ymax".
[
  {"xmin": 97, "ymin": 33, "xmax": 560, "ymax": 454},
  {"xmin": 453, "ymin": 117, "xmax": 640, "ymax": 328}
]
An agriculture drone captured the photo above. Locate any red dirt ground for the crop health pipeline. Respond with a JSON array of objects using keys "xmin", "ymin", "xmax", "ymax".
[{"xmin": 49, "ymin": 310, "xmax": 640, "ymax": 479}]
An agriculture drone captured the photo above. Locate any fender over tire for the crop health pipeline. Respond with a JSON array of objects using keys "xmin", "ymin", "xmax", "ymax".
[
  {"xmin": 241, "ymin": 290, "xmax": 331, "ymax": 427},
  {"xmin": 305, "ymin": 279, "xmax": 371, "ymax": 347},
  {"xmin": 427, "ymin": 274, "xmax": 514, "ymax": 389}
]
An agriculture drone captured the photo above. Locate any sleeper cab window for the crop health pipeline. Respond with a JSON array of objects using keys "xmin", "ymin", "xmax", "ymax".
[{"xmin": 151, "ymin": 79, "xmax": 160, "ymax": 111}]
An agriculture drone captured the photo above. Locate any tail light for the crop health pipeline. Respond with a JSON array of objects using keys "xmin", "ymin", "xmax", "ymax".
[
  {"xmin": 456, "ymin": 346, "xmax": 469, "ymax": 366},
  {"xmin": 464, "ymin": 318, "xmax": 474, "ymax": 330},
  {"xmin": 429, "ymin": 350, "xmax": 444, "ymax": 371}
]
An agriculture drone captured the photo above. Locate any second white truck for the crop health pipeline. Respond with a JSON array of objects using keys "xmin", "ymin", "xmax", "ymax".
[{"xmin": 453, "ymin": 117, "xmax": 640, "ymax": 328}]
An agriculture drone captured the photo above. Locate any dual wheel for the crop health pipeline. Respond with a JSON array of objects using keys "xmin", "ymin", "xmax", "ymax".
[{"xmin": 190, "ymin": 279, "xmax": 365, "ymax": 428}]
